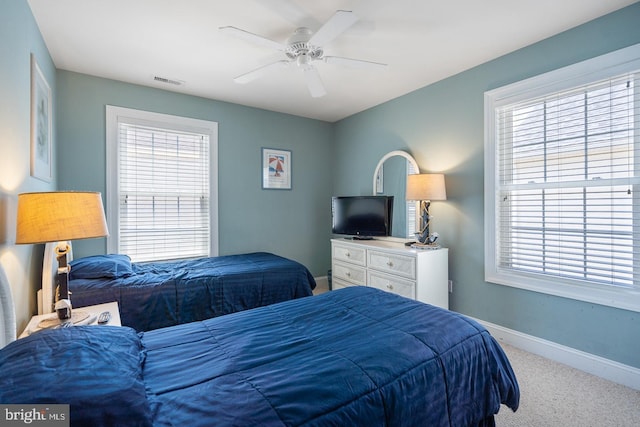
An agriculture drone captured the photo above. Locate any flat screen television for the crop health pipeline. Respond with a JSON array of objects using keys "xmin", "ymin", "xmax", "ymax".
[{"xmin": 331, "ymin": 196, "xmax": 393, "ymax": 239}]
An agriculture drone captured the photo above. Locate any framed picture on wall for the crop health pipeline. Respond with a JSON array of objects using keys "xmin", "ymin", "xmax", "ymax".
[
  {"xmin": 262, "ymin": 148, "xmax": 291, "ymax": 190},
  {"xmin": 30, "ymin": 54, "xmax": 52, "ymax": 182}
]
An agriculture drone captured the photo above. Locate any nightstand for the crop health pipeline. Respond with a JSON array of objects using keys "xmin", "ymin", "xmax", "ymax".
[{"xmin": 19, "ymin": 301, "xmax": 121, "ymax": 338}]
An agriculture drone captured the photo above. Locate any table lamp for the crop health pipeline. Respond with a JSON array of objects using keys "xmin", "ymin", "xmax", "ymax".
[
  {"xmin": 406, "ymin": 174, "xmax": 446, "ymax": 245},
  {"xmin": 16, "ymin": 191, "xmax": 109, "ymax": 322}
]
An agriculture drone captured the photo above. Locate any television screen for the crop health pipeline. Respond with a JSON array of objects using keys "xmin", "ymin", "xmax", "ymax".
[{"xmin": 331, "ymin": 196, "xmax": 393, "ymax": 238}]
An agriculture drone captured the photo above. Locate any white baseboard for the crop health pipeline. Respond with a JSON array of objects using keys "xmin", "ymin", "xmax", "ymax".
[{"xmin": 476, "ymin": 318, "xmax": 640, "ymax": 391}]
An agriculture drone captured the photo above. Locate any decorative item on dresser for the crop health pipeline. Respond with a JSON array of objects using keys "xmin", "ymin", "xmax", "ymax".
[
  {"xmin": 406, "ymin": 173, "xmax": 447, "ymax": 245},
  {"xmin": 331, "ymin": 238, "xmax": 449, "ymax": 309}
]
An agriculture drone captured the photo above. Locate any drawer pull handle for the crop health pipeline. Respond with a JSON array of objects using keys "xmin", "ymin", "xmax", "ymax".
[
  {"xmin": 386, "ymin": 261, "xmax": 393, "ymax": 267},
  {"xmin": 346, "ymin": 252, "xmax": 351, "ymax": 257},
  {"xmin": 386, "ymin": 284, "xmax": 394, "ymax": 290},
  {"xmin": 346, "ymin": 272, "xmax": 351, "ymax": 277}
]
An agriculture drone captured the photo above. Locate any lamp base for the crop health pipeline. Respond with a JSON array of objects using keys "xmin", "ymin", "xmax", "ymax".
[
  {"xmin": 414, "ymin": 200, "xmax": 431, "ymax": 243},
  {"xmin": 37, "ymin": 309, "xmax": 91, "ymax": 329}
]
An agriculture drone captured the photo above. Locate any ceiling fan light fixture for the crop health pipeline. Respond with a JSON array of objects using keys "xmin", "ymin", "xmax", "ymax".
[
  {"xmin": 297, "ymin": 53, "xmax": 310, "ymax": 68},
  {"xmin": 285, "ymin": 28, "xmax": 323, "ymax": 61},
  {"xmin": 287, "ymin": 27, "xmax": 312, "ymax": 44}
]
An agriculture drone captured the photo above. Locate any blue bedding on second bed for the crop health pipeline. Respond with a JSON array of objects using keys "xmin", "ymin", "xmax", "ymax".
[
  {"xmin": 142, "ymin": 286, "xmax": 519, "ymax": 426},
  {"xmin": 0, "ymin": 287, "xmax": 519, "ymax": 426},
  {"xmin": 69, "ymin": 252, "xmax": 316, "ymax": 331}
]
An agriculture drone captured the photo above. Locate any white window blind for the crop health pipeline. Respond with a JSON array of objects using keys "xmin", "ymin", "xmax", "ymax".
[
  {"xmin": 496, "ymin": 74, "xmax": 640, "ymax": 288},
  {"xmin": 406, "ymin": 159, "xmax": 418, "ymax": 238},
  {"xmin": 485, "ymin": 44, "xmax": 640, "ymax": 312},
  {"xmin": 106, "ymin": 106, "xmax": 218, "ymax": 263},
  {"xmin": 118, "ymin": 123, "xmax": 210, "ymax": 262}
]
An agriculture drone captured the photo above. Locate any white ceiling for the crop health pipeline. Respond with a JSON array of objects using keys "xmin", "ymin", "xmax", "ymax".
[{"xmin": 27, "ymin": 0, "xmax": 636, "ymax": 122}]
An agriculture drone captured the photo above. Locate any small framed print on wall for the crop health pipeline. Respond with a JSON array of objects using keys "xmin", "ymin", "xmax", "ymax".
[
  {"xmin": 30, "ymin": 54, "xmax": 52, "ymax": 182},
  {"xmin": 262, "ymin": 148, "xmax": 291, "ymax": 190}
]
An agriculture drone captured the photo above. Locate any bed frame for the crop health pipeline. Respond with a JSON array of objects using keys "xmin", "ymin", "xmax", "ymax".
[
  {"xmin": 0, "ymin": 243, "xmax": 71, "ymax": 348},
  {"xmin": 0, "ymin": 263, "xmax": 16, "ymax": 348}
]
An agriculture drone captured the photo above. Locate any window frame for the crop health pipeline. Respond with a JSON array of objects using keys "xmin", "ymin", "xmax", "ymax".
[
  {"xmin": 106, "ymin": 106, "xmax": 219, "ymax": 261},
  {"xmin": 484, "ymin": 43, "xmax": 640, "ymax": 313}
]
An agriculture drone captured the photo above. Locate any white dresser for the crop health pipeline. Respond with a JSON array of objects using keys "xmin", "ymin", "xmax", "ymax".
[{"xmin": 331, "ymin": 238, "xmax": 449, "ymax": 309}]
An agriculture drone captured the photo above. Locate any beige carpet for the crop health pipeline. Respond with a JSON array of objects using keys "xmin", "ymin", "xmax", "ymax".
[{"xmin": 495, "ymin": 343, "xmax": 640, "ymax": 426}]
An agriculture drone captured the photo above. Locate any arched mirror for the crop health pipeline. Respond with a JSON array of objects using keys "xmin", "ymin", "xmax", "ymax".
[{"xmin": 373, "ymin": 151, "xmax": 419, "ymax": 239}]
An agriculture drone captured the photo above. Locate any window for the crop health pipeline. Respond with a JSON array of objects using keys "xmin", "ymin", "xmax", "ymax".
[
  {"xmin": 485, "ymin": 44, "xmax": 640, "ymax": 312},
  {"xmin": 106, "ymin": 106, "xmax": 218, "ymax": 262},
  {"xmin": 406, "ymin": 160, "xmax": 418, "ymax": 238}
]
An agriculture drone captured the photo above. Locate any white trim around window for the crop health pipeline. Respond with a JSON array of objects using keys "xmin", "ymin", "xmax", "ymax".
[
  {"xmin": 106, "ymin": 106, "xmax": 219, "ymax": 261},
  {"xmin": 485, "ymin": 43, "xmax": 640, "ymax": 313}
]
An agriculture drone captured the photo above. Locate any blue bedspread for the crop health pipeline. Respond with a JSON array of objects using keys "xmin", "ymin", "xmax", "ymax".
[
  {"xmin": 0, "ymin": 287, "xmax": 519, "ymax": 426},
  {"xmin": 69, "ymin": 252, "xmax": 316, "ymax": 332},
  {"xmin": 143, "ymin": 287, "xmax": 519, "ymax": 426}
]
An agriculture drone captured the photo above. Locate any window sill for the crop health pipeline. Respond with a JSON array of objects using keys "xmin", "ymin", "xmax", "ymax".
[{"xmin": 486, "ymin": 269, "xmax": 640, "ymax": 313}]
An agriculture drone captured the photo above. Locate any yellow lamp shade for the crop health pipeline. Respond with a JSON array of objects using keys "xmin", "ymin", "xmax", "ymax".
[{"xmin": 16, "ymin": 191, "xmax": 109, "ymax": 244}]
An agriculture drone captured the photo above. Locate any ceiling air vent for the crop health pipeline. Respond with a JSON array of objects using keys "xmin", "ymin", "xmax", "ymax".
[{"xmin": 153, "ymin": 76, "xmax": 184, "ymax": 86}]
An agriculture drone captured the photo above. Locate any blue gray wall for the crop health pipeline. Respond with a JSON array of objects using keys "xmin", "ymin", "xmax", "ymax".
[
  {"xmin": 0, "ymin": 0, "xmax": 57, "ymax": 332},
  {"xmin": 56, "ymin": 71, "xmax": 334, "ymax": 276},
  {"xmin": 333, "ymin": 3, "xmax": 640, "ymax": 368}
]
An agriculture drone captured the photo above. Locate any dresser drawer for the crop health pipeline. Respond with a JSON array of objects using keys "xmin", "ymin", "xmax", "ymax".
[
  {"xmin": 331, "ymin": 277, "xmax": 357, "ymax": 291},
  {"xmin": 368, "ymin": 271, "xmax": 415, "ymax": 299},
  {"xmin": 332, "ymin": 243, "xmax": 366, "ymax": 266},
  {"xmin": 368, "ymin": 250, "xmax": 416, "ymax": 279},
  {"xmin": 332, "ymin": 260, "xmax": 366, "ymax": 285}
]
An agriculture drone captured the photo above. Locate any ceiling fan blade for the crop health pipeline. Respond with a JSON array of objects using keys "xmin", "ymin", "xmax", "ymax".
[
  {"xmin": 303, "ymin": 66, "xmax": 326, "ymax": 98},
  {"xmin": 219, "ymin": 26, "xmax": 287, "ymax": 51},
  {"xmin": 323, "ymin": 56, "xmax": 388, "ymax": 70},
  {"xmin": 308, "ymin": 10, "xmax": 358, "ymax": 46},
  {"xmin": 234, "ymin": 60, "xmax": 291, "ymax": 84}
]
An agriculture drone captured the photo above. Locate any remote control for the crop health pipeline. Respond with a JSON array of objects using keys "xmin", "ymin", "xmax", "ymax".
[{"xmin": 97, "ymin": 311, "xmax": 111, "ymax": 324}]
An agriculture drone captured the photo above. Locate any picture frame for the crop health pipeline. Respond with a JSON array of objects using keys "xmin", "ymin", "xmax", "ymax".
[
  {"xmin": 262, "ymin": 148, "xmax": 291, "ymax": 190},
  {"xmin": 30, "ymin": 54, "xmax": 52, "ymax": 182}
]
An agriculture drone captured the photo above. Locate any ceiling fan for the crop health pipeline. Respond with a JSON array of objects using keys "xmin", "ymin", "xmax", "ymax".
[{"xmin": 220, "ymin": 10, "xmax": 387, "ymax": 98}]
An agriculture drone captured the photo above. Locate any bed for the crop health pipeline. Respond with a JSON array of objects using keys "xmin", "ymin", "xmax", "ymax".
[
  {"xmin": 0, "ymin": 286, "xmax": 519, "ymax": 426},
  {"xmin": 66, "ymin": 252, "xmax": 316, "ymax": 332}
]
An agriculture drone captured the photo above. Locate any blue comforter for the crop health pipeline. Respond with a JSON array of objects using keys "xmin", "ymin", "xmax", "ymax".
[
  {"xmin": 143, "ymin": 287, "xmax": 519, "ymax": 426},
  {"xmin": 0, "ymin": 287, "xmax": 519, "ymax": 426},
  {"xmin": 69, "ymin": 252, "xmax": 316, "ymax": 332}
]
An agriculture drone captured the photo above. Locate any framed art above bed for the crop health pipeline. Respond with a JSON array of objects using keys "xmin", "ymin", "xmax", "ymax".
[{"xmin": 30, "ymin": 54, "xmax": 53, "ymax": 182}]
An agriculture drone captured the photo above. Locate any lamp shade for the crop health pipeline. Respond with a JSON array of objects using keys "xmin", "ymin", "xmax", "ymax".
[
  {"xmin": 16, "ymin": 191, "xmax": 109, "ymax": 244},
  {"xmin": 406, "ymin": 174, "xmax": 447, "ymax": 201}
]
